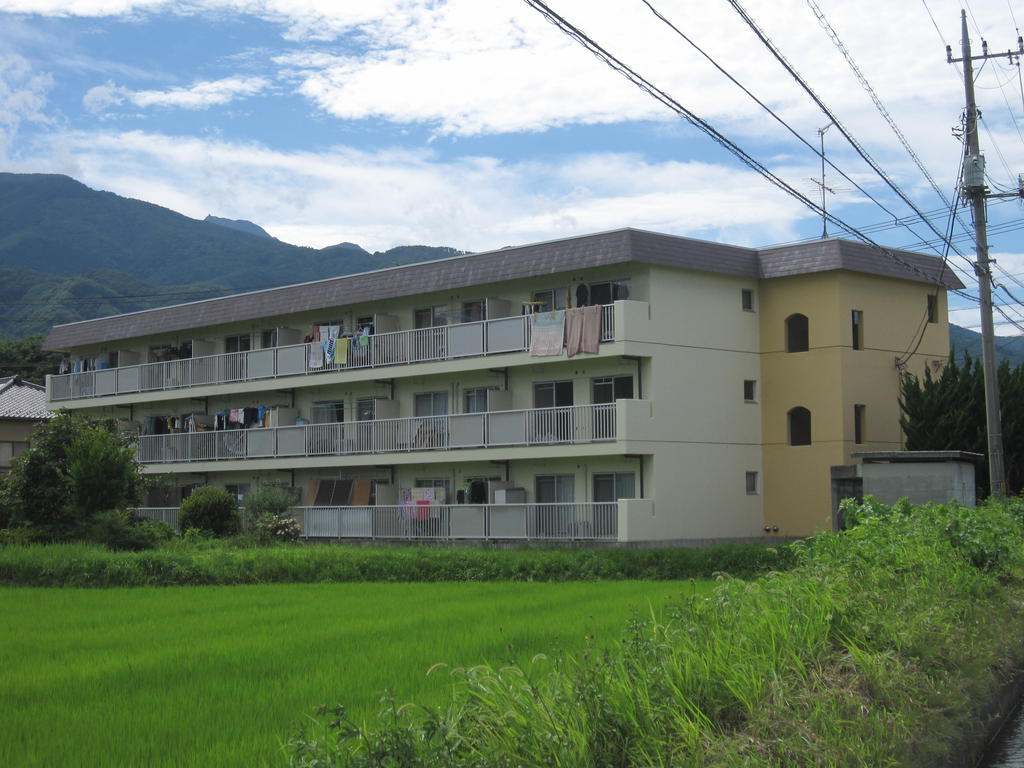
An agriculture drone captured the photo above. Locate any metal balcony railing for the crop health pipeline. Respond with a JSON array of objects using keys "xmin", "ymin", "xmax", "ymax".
[
  {"xmin": 136, "ymin": 402, "xmax": 617, "ymax": 464},
  {"xmin": 51, "ymin": 304, "xmax": 616, "ymax": 401},
  {"xmin": 298, "ymin": 502, "xmax": 617, "ymax": 540},
  {"xmin": 133, "ymin": 502, "xmax": 617, "ymax": 540}
]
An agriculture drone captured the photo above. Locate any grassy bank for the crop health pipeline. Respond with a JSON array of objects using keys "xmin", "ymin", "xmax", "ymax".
[
  {"xmin": 288, "ymin": 498, "xmax": 1024, "ymax": 768},
  {"xmin": 0, "ymin": 580, "xmax": 703, "ymax": 768},
  {"xmin": 0, "ymin": 540, "xmax": 792, "ymax": 586}
]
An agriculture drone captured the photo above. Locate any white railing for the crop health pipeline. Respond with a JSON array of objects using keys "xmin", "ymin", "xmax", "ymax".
[
  {"xmin": 295, "ymin": 502, "xmax": 618, "ymax": 541},
  {"xmin": 136, "ymin": 402, "xmax": 617, "ymax": 464},
  {"xmin": 133, "ymin": 507, "xmax": 180, "ymax": 531},
  {"xmin": 50, "ymin": 304, "xmax": 617, "ymax": 401}
]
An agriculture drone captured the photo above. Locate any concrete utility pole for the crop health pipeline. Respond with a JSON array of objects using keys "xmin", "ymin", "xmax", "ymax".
[{"xmin": 946, "ymin": 11, "xmax": 1024, "ymax": 498}]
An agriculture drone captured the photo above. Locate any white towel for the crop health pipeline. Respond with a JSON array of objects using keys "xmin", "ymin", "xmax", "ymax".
[
  {"xmin": 530, "ymin": 310, "xmax": 565, "ymax": 356},
  {"xmin": 308, "ymin": 341, "xmax": 324, "ymax": 368}
]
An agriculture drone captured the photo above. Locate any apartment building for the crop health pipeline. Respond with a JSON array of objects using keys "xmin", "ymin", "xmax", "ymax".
[{"xmin": 42, "ymin": 228, "xmax": 959, "ymax": 543}]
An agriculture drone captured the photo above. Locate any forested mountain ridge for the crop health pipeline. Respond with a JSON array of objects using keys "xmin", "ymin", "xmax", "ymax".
[{"xmin": 0, "ymin": 173, "xmax": 463, "ymax": 337}]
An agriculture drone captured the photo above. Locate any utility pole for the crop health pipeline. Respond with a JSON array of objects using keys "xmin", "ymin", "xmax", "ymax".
[{"xmin": 946, "ymin": 12, "xmax": 1024, "ymax": 498}]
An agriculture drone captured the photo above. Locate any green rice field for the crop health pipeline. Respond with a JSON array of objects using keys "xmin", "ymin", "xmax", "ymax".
[{"xmin": 1, "ymin": 580, "xmax": 704, "ymax": 768}]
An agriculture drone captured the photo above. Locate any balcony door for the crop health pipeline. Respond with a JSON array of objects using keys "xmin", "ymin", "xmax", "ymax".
[
  {"xmin": 532, "ymin": 380, "xmax": 574, "ymax": 443},
  {"xmin": 414, "ymin": 305, "xmax": 448, "ymax": 361},
  {"xmin": 535, "ymin": 474, "xmax": 574, "ymax": 536},
  {"xmin": 591, "ymin": 376, "xmax": 632, "ymax": 440},
  {"xmin": 414, "ymin": 392, "xmax": 448, "ymax": 448}
]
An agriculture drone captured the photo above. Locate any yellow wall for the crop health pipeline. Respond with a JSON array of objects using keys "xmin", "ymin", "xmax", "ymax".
[{"xmin": 759, "ymin": 270, "xmax": 950, "ymax": 535}]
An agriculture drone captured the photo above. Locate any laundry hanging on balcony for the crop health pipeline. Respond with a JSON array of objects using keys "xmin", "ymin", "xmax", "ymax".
[
  {"xmin": 308, "ymin": 339, "xmax": 324, "ymax": 368},
  {"xmin": 564, "ymin": 305, "xmax": 602, "ymax": 358},
  {"xmin": 529, "ymin": 309, "xmax": 565, "ymax": 356}
]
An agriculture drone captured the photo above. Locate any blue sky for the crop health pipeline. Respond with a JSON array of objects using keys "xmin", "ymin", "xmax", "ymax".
[{"xmin": 1, "ymin": 0, "xmax": 1022, "ymax": 333}]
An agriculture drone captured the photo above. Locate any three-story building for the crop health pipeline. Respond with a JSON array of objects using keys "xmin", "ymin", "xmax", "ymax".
[{"xmin": 43, "ymin": 228, "xmax": 959, "ymax": 543}]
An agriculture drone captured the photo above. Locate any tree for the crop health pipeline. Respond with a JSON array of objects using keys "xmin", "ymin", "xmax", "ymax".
[
  {"xmin": 0, "ymin": 411, "xmax": 145, "ymax": 539},
  {"xmin": 0, "ymin": 334, "xmax": 63, "ymax": 385},
  {"xmin": 900, "ymin": 352, "xmax": 1024, "ymax": 498}
]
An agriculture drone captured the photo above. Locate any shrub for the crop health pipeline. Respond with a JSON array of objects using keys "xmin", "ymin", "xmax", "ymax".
[
  {"xmin": 86, "ymin": 510, "xmax": 176, "ymax": 551},
  {"xmin": 243, "ymin": 486, "xmax": 301, "ymax": 544},
  {"xmin": 0, "ymin": 411, "xmax": 145, "ymax": 540},
  {"xmin": 178, "ymin": 487, "xmax": 240, "ymax": 537}
]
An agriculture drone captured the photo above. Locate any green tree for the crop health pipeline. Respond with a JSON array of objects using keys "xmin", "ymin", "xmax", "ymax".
[
  {"xmin": 900, "ymin": 352, "xmax": 1024, "ymax": 497},
  {"xmin": 0, "ymin": 334, "xmax": 63, "ymax": 385},
  {"xmin": 179, "ymin": 486, "xmax": 240, "ymax": 537},
  {"xmin": 0, "ymin": 411, "xmax": 145, "ymax": 539}
]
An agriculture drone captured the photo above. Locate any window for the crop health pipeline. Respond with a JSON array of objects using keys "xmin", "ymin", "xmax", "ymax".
[
  {"xmin": 528, "ymin": 288, "xmax": 567, "ymax": 314},
  {"xmin": 785, "ymin": 313, "xmax": 809, "ymax": 353},
  {"xmin": 355, "ymin": 397, "xmax": 376, "ymax": 421},
  {"xmin": 356, "ymin": 315, "xmax": 374, "ymax": 334},
  {"xmin": 536, "ymin": 474, "xmax": 575, "ymax": 503},
  {"xmin": 225, "ymin": 334, "xmax": 251, "ymax": 353},
  {"xmin": 927, "ymin": 294, "xmax": 938, "ymax": 324},
  {"xmin": 533, "ymin": 380, "xmax": 573, "ymax": 408},
  {"xmin": 741, "ymin": 288, "xmax": 755, "ymax": 311},
  {"xmin": 588, "ymin": 279, "xmax": 631, "ymax": 306},
  {"xmin": 107, "ymin": 351, "xmax": 119, "ymax": 368},
  {"xmin": 414, "ymin": 305, "xmax": 449, "ymax": 328},
  {"xmin": 415, "ymin": 477, "xmax": 450, "ymax": 503},
  {"xmin": 261, "ymin": 328, "xmax": 278, "ymax": 348},
  {"xmin": 311, "ymin": 401, "xmax": 344, "ymax": 424},
  {"xmin": 592, "ymin": 376, "xmax": 633, "ymax": 404},
  {"xmin": 593, "ymin": 472, "xmax": 636, "ymax": 502},
  {"xmin": 788, "ymin": 407, "xmax": 812, "ymax": 446},
  {"xmin": 461, "ymin": 300, "xmax": 485, "ymax": 323},
  {"xmin": 744, "ymin": 380, "xmax": 757, "ymax": 402},
  {"xmin": 414, "ymin": 391, "xmax": 449, "ymax": 416},
  {"xmin": 854, "ymin": 404, "xmax": 866, "ymax": 445},
  {"xmin": 464, "ymin": 387, "xmax": 491, "ymax": 414},
  {"xmin": 745, "ymin": 471, "xmax": 759, "ymax": 495},
  {"xmin": 851, "ymin": 310, "xmax": 863, "ymax": 350},
  {"xmin": 224, "ymin": 483, "xmax": 251, "ymax": 502}
]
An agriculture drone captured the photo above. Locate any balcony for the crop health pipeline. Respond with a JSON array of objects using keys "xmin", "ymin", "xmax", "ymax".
[
  {"xmin": 135, "ymin": 502, "xmax": 618, "ymax": 541},
  {"xmin": 136, "ymin": 402, "xmax": 617, "ymax": 464},
  {"xmin": 50, "ymin": 304, "xmax": 616, "ymax": 402}
]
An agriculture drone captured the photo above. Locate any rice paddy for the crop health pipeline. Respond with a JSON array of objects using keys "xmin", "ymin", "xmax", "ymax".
[{"xmin": 1, "ymin": 580, "xmax": 703, "ymax": 768}]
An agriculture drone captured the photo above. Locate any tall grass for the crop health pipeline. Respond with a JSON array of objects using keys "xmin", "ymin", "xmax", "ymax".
[
  {"xmin": 0, "ymin": 580, "xmax": 702, "ymax": 768},
  {"xmin": 0, "ymin": 540, "xmax": 793, "ymax": 587},
  {"xmin": 288, "ymin": 498, "xmax": 1024, "ymax": 768}
]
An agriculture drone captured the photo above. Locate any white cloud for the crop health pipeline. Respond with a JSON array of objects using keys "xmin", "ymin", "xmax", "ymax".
[
  {"xmin": 0, "ymin": 52, "xmax": 53, "ymax": 159},
  {"xmin": 84, "ymin": 75, "xmax": 269, "ymax": 113},
  {"xmin": 23, "ymin": 129, "xmax": 814, "ymax": 252}
]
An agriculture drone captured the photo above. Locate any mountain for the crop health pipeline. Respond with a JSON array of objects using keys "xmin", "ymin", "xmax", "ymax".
[
  {"xmin": 0, "ymin": 173, "xmax": 465, "ymax": 337},
  {"xmin": 949, "ymin": 324, "xmax": 1024, "ymax": 368},
  {"xmin": 203, "ymin": 215, "xmax": 273, "ymax": 239}
]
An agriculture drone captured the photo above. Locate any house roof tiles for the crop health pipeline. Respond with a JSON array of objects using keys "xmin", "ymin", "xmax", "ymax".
[
  {"xmin": 42, "ymin": 228, "xmax": 962, "ymax": 350},
  {"xmin": 0, "ymin": 377, "xmax": 54, "ymax": 420}
]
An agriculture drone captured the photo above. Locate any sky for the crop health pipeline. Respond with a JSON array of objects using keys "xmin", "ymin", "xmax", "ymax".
[{"xmin": 0, "ymin": 0, "xmax": 1023, "ymax": 334}]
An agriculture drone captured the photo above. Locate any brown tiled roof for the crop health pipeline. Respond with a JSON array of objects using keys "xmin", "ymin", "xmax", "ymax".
[
  {"xmin": 42, "ymin": 228, "xmax": 962, "ymax": 350},
  {"xmin": 0, "ymin": 377, "xmax": 54, "ymax": 420}
]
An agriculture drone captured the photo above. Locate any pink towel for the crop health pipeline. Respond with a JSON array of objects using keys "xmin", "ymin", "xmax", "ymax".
[{"xmin": 565, "ymin": 305, "xmax": 602, "ymax": 357}]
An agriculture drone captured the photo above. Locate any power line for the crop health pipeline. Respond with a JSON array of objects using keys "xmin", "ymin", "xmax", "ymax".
[
  {"xmin": 636, "ymin": 0, "xmax": 943, "ymax": 254},
  {"xmin": 521, "ymin": 0, "xmax": 957, "ymax": 295},
  {"xmin": 804, "ymin": 0, "xmax": 975, "ymax": 245},
  {"xmin": 723, "ymin": 0, "xmax": 976, "ymax": 270}
]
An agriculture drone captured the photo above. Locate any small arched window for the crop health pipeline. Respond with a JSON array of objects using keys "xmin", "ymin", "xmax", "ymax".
[
  {"xmin": 788, "ymin": 407, "xmax": 812, "ymax": 446},
  {"xmin": 785, "ymin": 313, "xmax": 809, "ymax": 353}
]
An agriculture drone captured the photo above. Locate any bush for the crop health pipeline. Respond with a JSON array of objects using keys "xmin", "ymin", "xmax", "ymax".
[
  {"xmin": 178, "ymin": 487, "xmax": 240, "ymax": 537},
  {"xmin": 86, "ymin": 510, "xmax": 176, "ymax": 551},
  {"xmin": 0, "ymin": 411, "xmax": 145, "ymax": 540},
  {"xmin": 243, "ymin": 486, "xmax": 302, "ymax": 544}
]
